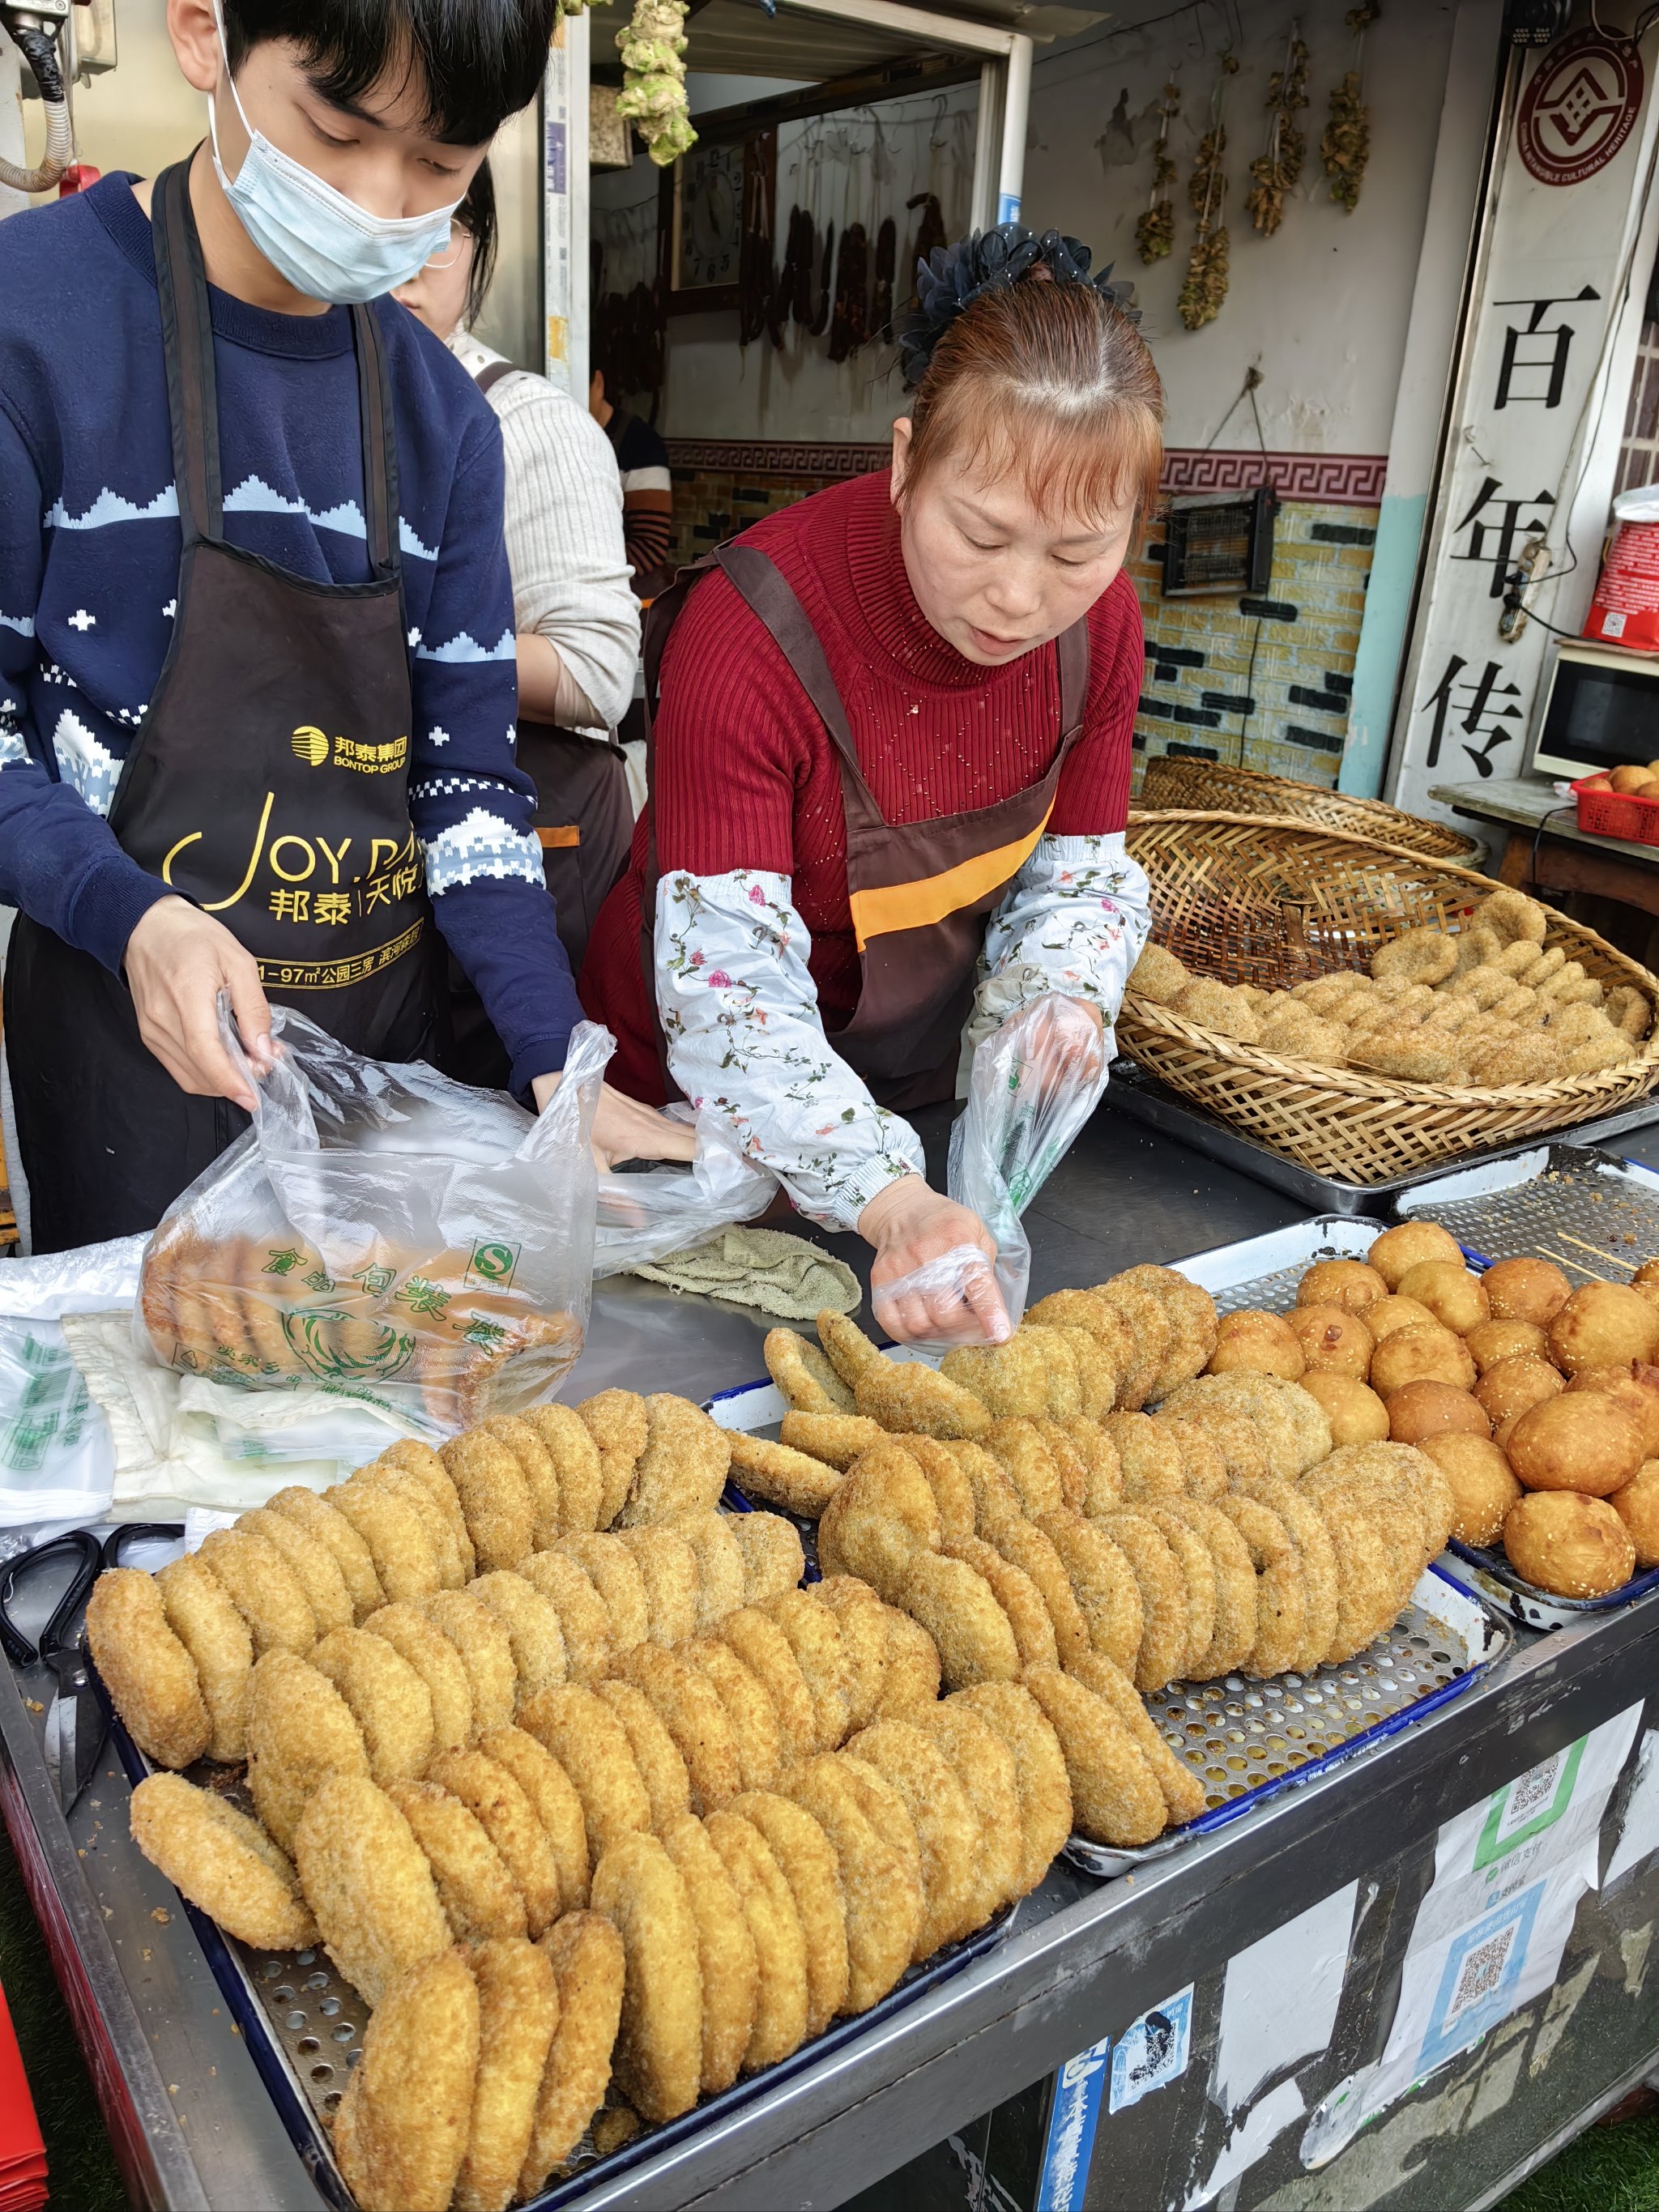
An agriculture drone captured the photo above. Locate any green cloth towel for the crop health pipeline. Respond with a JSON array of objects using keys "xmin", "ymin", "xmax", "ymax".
[{"xmin": 625, "ymin": 1225, "xmax": 860, "ymax": 1319}]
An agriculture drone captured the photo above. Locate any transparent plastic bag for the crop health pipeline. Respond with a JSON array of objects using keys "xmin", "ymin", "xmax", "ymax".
[
  {"xmin": 133, "ymin": 1002, "xmax": 612, "ymax": 1435},
  {"xmin": 591, "ymin": 1106, "xmax": 776, "ymax": 1276},
  {"xmin": 875, "ymin": 996, "xmax": 1110, "ymax": 1353}
]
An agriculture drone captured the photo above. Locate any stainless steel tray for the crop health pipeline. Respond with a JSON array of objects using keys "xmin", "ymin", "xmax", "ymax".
[
  {"xmin": 710, "ymin": 1210, "xmax": 1510, "ymax": 1878},
  {"xmin": 1104, "ymin": 1059, "xmax": 1659, "ymax": 1218},
  {"xmin": 1397, "ymin": 1144, "xmax": 1659, "ymax": 1628}
]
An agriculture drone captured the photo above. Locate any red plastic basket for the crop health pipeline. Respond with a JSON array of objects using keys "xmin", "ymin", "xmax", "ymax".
[{"xmin": 1572, "ymin": 774, "xmax": 1659, "ymax": 846}]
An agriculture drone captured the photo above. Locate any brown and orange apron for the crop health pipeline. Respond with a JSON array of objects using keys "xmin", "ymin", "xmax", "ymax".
[
  {"xmin": 639, "ymin": 541, "xmax": 1089, "ymax": 1112},
  {"xmin": 445, "ymin": 360, "xmax": 633, "ymax": 1089},
  {"xmin": 6, "ymin": 160, "xmax": 438, "ymax": 1251}
]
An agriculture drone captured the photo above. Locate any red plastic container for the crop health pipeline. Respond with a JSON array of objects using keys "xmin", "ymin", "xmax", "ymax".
[{"xmin": 1572, "ymin": 773, "xmax": 1659, "ymax": 845}]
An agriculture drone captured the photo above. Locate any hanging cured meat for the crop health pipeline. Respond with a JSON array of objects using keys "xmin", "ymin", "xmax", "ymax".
[
  {"xmin": 738, "ymin": 130, "xmax": 777, "ymax": 348},
  {"xmin": 808, "ymin": 221, "xmax": 834, "ymax": 335},
  {"xmin": 905, "ymin": 192, "xmax": 947, "ymax": 312},
  {"xmin": 869, "ymin": 216, "xmax": 896, "ymax": 344},
  {"xmin": 790, "ymin": 207, "xmax": 815, "ymax": 324},
  {"xmin": 828, "ymin": 221, "xmax": 868, "ymax": 363}
]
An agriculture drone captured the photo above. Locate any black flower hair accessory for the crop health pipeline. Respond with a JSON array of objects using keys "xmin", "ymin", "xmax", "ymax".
[{"xmin": 897, "ymin": 222, "xmax": 1141, "ymax": 389}]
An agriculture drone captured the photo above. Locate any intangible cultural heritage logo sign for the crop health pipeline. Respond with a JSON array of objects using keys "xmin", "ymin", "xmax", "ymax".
[{"xmin": 1518, "ymin": 28, "xmax": 1644, "ymax": 188}]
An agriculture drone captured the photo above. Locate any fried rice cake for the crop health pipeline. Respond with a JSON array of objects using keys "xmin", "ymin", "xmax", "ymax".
[
  {"xmin": 660, "ymin": 1811, "xmax": 758, "ymax": 2095},
  {"xmin": 334, "ymin": 1946, "xmax": 480, "ymax": 2212},
  {"xmin": 704, "ymin": 1807, "xmax": 809, "ymax": 2069},
  {"xmin": 245, "ymin": 1647, "xmax": 369, "ymax": 1854},
  {"xmin": 454, "ymin": 1936, "xmax": 559, "ymax": 2212},
  {"xmin": 293, "ymin": 1774, "xmax": 450, "ymax": 2005},
  {"xmin": 518, "ymin": 1912, "xmax": 626, "ymax": 2197},
  {"xmin": 130, "ymin": 1772, "xmax": 317, "ymax": 1950},
  {"xmin": 729, "ymin": 1788, "xmax": 850, "ymax": 2037},
  {"xmin": 386, "ymin": 1779, "xmax": 527, "ymax": 1943},
  {"xmin": 589, "ymin": 1830, "xmax": 704, "ymax": 2123},
  {"xmin": 428, "ymin": 1746, "xmax": 561, "ymax": 1938},
  {"xmin": 154, "ymin": 1552, "xmax": 253, "ymax": 1763}
]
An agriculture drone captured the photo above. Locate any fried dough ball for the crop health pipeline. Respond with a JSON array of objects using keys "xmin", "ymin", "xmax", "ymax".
[
  {"xmin": 616, "ymin": 1396, "xmax": 731, "ymax": 1526},
  {"xmin": 453, "ymin": 1937, "xmax": 559, "ymax": 2212},
  {"xmin": 1505, "ymin": 1392, "xmax": 1644, "ymax": 1496},
  {"xmin": 1174, "ymin": 975, "xmax": 1260, "ymax": 1041},
  {"xmin": 130, "ymin": 1773, "xmax": 317, "ymax": 1950},
  {"xmin": 1549, "ymin": 1283, "xmax": 1659, "ymax": 1375},
  {"xmin": 1568, "ymin": 1364, "xmax": 1659, "ymax": 1456},
  {"xmin": 1474, "ymin": 1357, "xmax": 1565, "ymax": 1430},
  {"xmin": 659, "ymin": 1813, "xmax": 757, "ymax": 2095},
  {"xmin": 1420, "ymin": 1433, "xmax": 1520, "ymax": 1547},
  {"xmin": 1369, "ymin": 1323, "xmax": 1476, "ymax": 1396},
  {"xmin": 728, "ymin": 1790, "xmax": 849, "ymax": 2037},
  {"xmin": 1298, "ymin": 1372, "xmax": 1390, "ymax": 1447},
  {"xmin": 386, "ymin": 1781, "xmax": 527, "ymax": 1944},
  {"xmin": 1367, "ymin": 1295, "xmax": 1439, "ymax": 1345},
  {"xmin": 1018, "ymin": 1664, "xmax": 1166, "ymax": 1849},
  {"xmin": 1395, "ymin": 1261, "xmax": 1489, "ymax": 1336},
  {"xmin": 589, "ymin": 1831, "xmax": 704, "ymax": 2123},
  {"xmin": 517, "ymin": 1913, "xmax": 626, "ymax": 2197},
  {"xmin": 1386, "ymin": 1379, "xmax": 1490, "ymax": 1447},
  {"xmin": 1208, "ymin": 1308, "xmax": 1305, "ymax": 1381},
  {"xmin": 154, "ymin": 1553, "xmax": 253, "ymax": 1764},
  {"xmin": 1371, "ymin": 927, "xmax": 1457, "ymax": 985},
  {"xmin": 1610, "ymin": 1462, "xmax": 1659, "ymax": 1569},
  {"xmin": 428, "ymin": 1748, "xmax": 561, "ymax": 1939},
  {"xmin": 334, "ymin": 1947, "xmax": 480, "ymax": 2212},
  {"xmin": 1466, "ymin": 1318, "xmax": 1550, "ymax": 1374},
  {"xmin": 764, "ymin": 1328, "xmax": 856, "ymax": 1415},
  {"xmin": 1503, "ymin": 1491, "xmax": 1635, "ymax": 1598},
  {"xmin": 1287, "ymin": 1305, "xmax": 1374, "ymax": 1379},
  {"xmin": 1128, "ymin": 942, "xmax": 1190, "ymax": 1004},
  {"xmin": 1297, "ymin": 1259, "xmax": 1388, "ymax": 1315},
  {"xmin": 1367, "ymin": 1221, "xmax": 1461, "ymax": 1290},
  {"xmin": 294, "ymin": 1774, "xmax": 450, "ymax": 2005}
]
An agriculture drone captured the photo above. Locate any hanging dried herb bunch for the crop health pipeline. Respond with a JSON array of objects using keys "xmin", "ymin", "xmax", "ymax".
[
  {"xmin": 1322, "ymin": 3, "xmax": 1380, "ymax": 211},
  {"xmin": 616, "ymin": 0, "xmax": 696, "ymax": 167},
  {"xmin": 1179, "ymin": 53, "xmax": 1238, "ymax": 331},
  {"xmin": 1247, "ymin": 28, "xmax": 1309, "ymax": 236},
  {"xmin": 1135, "ymin": 79, "xmax": 1182, "ymax": 264}
]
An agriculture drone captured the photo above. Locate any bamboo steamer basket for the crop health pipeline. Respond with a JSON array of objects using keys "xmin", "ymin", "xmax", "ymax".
[
  {"xmin": 1138, "ymin": 754, "xmax": 1482, "ymax": 864},
  {"xmin": 1117, "ymin": 812, "xmax": 1659, "ymax": 1186}
]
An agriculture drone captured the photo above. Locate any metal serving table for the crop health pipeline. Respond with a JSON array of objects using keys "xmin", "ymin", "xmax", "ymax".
[{"xmin": 5, "ymin": 1105, "xmax": 1659, "ymax": 2212}]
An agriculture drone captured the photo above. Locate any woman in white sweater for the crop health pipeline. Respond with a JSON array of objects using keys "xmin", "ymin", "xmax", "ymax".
[{"xmin": 396, "ymin": 163, "xmax": 642, "ymax": 1084}]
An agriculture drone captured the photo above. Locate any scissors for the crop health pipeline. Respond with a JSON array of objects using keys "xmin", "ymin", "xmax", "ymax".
[{"xmin": 0, "ymin": 1524, "xmax": 182, "ymax": 1813}]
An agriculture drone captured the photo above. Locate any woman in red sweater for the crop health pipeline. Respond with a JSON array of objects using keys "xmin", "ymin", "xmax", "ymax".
[{"xmin": 581, "ymin": 227, "xmax": 1162, "ymax": 1343}]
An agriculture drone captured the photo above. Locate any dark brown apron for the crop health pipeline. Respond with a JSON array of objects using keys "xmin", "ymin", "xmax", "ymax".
[
  {"xmin": 639, "ymin": 540, "xmax": 1090, "ymax": 1112},
  {"xmin": 6, "ymin": 160, "xmax": 437, "ymax": 1251},
  {"xmin": 446, "ymin": 360, "xmax": 633, "ymax": 1089}
]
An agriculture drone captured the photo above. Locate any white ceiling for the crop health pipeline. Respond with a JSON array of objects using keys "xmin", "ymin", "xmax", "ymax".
[{"xmin": 589, "ymin": 0, "xmax": 1111, "ymax": 83}]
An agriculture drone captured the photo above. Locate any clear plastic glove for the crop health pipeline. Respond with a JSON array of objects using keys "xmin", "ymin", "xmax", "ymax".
[{"xmin": 859, "ymin": 1177, "xmax": 1010, "ymax": 1348}]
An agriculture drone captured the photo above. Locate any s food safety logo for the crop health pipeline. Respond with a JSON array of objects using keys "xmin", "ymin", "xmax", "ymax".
[
  {"xmin": 467, "ymin": 1239, "xmax": 520, "ymax": 1291},
  {"xmin": 1518, "ymin": 28, "xmax": 1644, "ymax": 187}
]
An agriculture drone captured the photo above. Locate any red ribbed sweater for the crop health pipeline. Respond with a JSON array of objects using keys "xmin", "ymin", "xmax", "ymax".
[{"xmin": 581, "ymin": 467, "xmax": 1143, "ymax": 1102}]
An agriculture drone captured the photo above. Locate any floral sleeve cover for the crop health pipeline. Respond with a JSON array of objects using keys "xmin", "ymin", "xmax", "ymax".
[
  {"xmin": 966, "ymin": 832, "xmax": 1154, "ymax": 1049},
  {"xmin": 654, "ymin": 867, "xmax": 924, "ymax": 1231}
]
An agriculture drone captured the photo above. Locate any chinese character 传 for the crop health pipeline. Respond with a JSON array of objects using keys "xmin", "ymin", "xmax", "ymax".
[{"xmin": 1418, "ymin": 652, "xmax": 1525, "ymax": 775}]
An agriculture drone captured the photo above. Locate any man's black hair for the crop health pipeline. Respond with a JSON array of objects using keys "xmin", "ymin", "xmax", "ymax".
[
  {"xmin": 222, "ymin": 0, "xmax": 556, "ymax": 146},
  {"xmin": 454, "ymin": 159, "xmax": 498, "ymax": 330}
]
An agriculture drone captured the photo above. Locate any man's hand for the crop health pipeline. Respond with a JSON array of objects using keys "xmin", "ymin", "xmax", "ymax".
[
  {"xmin": 531, "ymin": 1073, "xmax": 700, "ymax": 1171},
  {"xmin": 859, "ymin": 1173, "xmax": 1009, "ymax": 1345},
  {"xmin": 124, "ymin": 896, "xmax": 273, "ymax": 1110}
]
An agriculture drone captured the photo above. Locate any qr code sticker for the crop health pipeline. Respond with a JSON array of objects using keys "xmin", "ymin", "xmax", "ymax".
[
  {"xmin": 1447, "ymin": 1923, "xmax": 1518, "ymax": 2025},
  {"xmin": 1509, "ymin": 1757, "xmax": 1562, "ymax": 1823}
]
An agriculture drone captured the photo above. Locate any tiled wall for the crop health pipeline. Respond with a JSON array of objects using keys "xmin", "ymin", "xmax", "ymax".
[{"xmin": 663, "ymin": 443, "xmax": 1381, "ymax": 789}]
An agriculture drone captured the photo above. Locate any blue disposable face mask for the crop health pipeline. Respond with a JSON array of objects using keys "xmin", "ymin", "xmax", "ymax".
[{"xmin": 206, "ymin": 3, "xmax": 463, "ymax": 305}]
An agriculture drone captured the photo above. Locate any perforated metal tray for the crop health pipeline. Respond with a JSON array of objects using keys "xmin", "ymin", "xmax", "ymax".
[
  {"xmin": 1397, "ymin": 1144, "xmax": 1659, "ymax": 1626},
  {"xmin": 710, "ymin": 1213, "xmax": 1510, "ymax": 1881},
  {"xmin": 102, "ymin": 1709, "xmax": 1015, "ymax": 2212}
]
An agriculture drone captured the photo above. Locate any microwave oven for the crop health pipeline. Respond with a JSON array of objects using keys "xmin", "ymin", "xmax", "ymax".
[{"xmin": 1527, "ymin": 637, "xmax": 1659, "ymax": 781}]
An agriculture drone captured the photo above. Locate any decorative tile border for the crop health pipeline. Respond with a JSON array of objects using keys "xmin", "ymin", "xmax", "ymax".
[{"xmin": 664, "ymin": 440, "xmax": 1388, "ymax": 506}]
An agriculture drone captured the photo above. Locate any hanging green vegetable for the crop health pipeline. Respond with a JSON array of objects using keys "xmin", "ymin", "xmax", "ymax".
[
  {"xmin": 616, "ymin": 0, "xmax": 696, "ymax": 167},
  {"xmin": 1247, "ymin": 29, "xmax": 1309, "ymax": 236},
  {"xmin": 1135, "ymin": 79, "xmax": 1181, "ymax": 265},
  {"xmin": 1322, "ymin": 3, "xmax": 1379, "ymax": 211},
  {"xmin": 1178, "ymin": 53, "xmax": 1237, "ymax": 331}
]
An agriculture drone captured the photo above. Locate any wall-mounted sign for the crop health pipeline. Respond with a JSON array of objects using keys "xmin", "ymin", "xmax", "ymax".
[{"xmin": 1517, "ymin": 28, "xmax": 1644, "ymax": 187}]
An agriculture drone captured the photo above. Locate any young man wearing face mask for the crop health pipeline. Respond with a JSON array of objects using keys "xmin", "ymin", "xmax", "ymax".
[{"xmin": 0, "ymin": 0, "xmax": 691, "ymax": 1252}]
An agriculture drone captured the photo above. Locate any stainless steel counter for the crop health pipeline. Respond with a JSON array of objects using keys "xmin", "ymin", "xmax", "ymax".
[{"xmin": 5, "ymin": 1106, "xmax": 1659, "ymax": 2212}]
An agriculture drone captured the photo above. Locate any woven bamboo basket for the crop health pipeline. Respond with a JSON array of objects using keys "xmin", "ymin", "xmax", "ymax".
[
  {"xmin": 1117, "ymin": 812, "xmax": 1659, "ymax": 1185},
  {"xmin": 1138, "ymin": 754, "xmax": 1482, "ymax": 864}
]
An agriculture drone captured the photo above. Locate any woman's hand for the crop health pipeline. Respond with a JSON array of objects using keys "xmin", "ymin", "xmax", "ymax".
[
  {"xmin": 124, "ymin": 896, "xmax": 274, "ymax": 1111},
  {"xmin": 1005, "ymin": 993, "xmax": 1106, "ymax": 1106},
  {"xmin": 531, "ymin": 1072, "xmax": 698, "ymax": 1171},
  {"xmin": 859, "ymin": 1174, "xmax": 1009, "ymax": 1346}
]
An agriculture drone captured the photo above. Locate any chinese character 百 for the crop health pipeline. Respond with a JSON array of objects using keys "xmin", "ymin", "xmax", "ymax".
[
  {"xmin": 1418, "ymin": 652, "xmax": 1525, "ymax": 776},
  {"xmin": 1492, "ymin": 285, "xmax": 1600, "ymax": 410}
]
